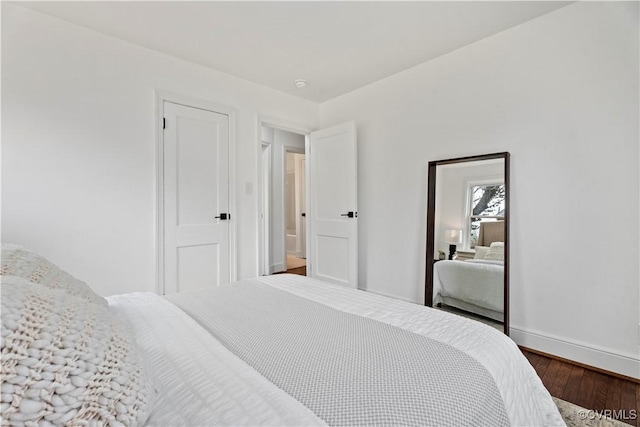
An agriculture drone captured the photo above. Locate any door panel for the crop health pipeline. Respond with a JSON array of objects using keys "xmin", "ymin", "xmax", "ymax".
[
  {"xmin": 309, "ymin": 121, "xmax": 357, "ymax": 288},
  {"xmin": 163, "ymin": 101, "xmax": 230, "ymax": 294},
  {"xmin": 176, "ymin": 118, "xmax": 219, "ymax": 225},
  {"xmin": 316, "ymin": 235, "xmax": 349, "ymax": 281},
  {"xmin": 315, "ymin": 139, "xmax": 348, "ymax": 219},
  {"xmin": 178, "ymin": 245, "xmax": 219, "ymax": 293}
]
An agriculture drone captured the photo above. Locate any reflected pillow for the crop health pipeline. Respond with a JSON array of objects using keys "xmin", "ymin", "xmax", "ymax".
[
  {"xmin": 484, "ymin": 245, "xmax": 504, "ymax": 261},
  {"xmin": 490, "ymin": 241, "xmax": 504, "ymax": 247},
  {"xmin": 474, "ymin": 246, "xmax": 490, "ymax": 259}
]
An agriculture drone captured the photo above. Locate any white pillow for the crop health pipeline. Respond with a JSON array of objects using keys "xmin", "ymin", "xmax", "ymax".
[
  {"xmin": 490, "ymin": 241, "xmax": 504, "ymax": 247},
  {"xmin": 1, "ymin": 276, "xmax": 155, "ymax": 426},
  {"xmin": 474, "ymin": 246, "xmax": 490, "ymax": 259},
  {"xmin": 484, "ymin": 245, "xmax": 505, "ymax": 261},
  {"xmin": 1, "ymin": 243, "xmax": 106, "ymax": 307}
]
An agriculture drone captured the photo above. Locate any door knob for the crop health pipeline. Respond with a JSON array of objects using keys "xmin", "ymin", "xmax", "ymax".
[
  {"xmin": 215, "ymin": 213, "xmax": 230, "ymax": 220},
  {"xmin": 340, "ymin": 211, "xmax": 357, "ymax": 218}
]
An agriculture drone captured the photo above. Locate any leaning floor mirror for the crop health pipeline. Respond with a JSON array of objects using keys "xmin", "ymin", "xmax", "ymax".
[{"xmin": 425, "ymin": 152, "xmax": 510, "ymax": 335}]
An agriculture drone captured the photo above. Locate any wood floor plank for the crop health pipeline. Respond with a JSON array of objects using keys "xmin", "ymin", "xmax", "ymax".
[
  {"xmin": 590, "ymin": 371, "xmax": 610, "ymax": 410},
  {"xmin": 524, "ymin": 351, "xmax": 543, "ymax": 369},
  {"xmin": 562, "ymin": 365, "xmax": 586, "ymax": 404},
  {"xmin": 535, "ymin": 354, "xmax": 552, "ymax": 379},
  {"xmin": 548, "ymin": 361, "xmax": 572, "ymax": 398},
  {"xmin": 575, "ymin": 369, "xmax": 597, "ymax": 409},
  {"xmin": 605, "ymin": 378, "xmax": 622, "ymax": 415},
  {"xmin": 620, "ymin": 380, "xmax": 637, "ymax": 427},
  {"xmin": 541, "ymin": 359, "xmax": 562, "ymax": 390},
  {"xmin": 522, "ymin": 349, "xmax": 536, "ymax": 361},
  {"xmin": 283, "ymin": 266, "xmax": 306, "ymax": 276}
]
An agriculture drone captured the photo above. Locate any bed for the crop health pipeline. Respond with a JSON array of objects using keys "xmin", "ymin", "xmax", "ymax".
[
  {"xmin": 1, "ymin": 244, "xmax": 564, "ymax": 426},
  {"xmin": 433, "ymin": 221, "xmax": 506, "ymax": 321}
]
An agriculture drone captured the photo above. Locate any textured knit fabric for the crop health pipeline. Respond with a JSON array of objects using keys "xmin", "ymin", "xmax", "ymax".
[
  {"xmin": 1, "ymin": 277, "xmax": 154, "ymax": 426},
  {"xmin": 167, "ymin": 280, "xmax": 510, "ymax": 427},
  {"xmin": 1, "ymin": 243, "xmax": 106, "ymax": 307}
]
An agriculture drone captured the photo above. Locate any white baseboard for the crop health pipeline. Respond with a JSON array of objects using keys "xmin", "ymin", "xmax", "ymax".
[{"xmin": 510, "ymin": 326, "xmax": 639, "ymax": 380}]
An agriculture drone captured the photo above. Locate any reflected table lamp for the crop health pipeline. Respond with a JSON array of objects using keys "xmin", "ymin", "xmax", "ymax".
[{"xmin": 445, "ymin": 229, "xmax": 462, "ymax": 260}]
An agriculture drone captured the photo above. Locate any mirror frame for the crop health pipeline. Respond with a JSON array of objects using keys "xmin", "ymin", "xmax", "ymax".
[{"xmin": 424, "ymin": 152, "xmax": 510, "ymax": 335}]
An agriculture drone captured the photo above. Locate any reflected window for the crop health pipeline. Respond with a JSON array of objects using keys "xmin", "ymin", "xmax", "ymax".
[{"xmin": 468, "ymin": 183, "xmax": 505, "ymax": 248}]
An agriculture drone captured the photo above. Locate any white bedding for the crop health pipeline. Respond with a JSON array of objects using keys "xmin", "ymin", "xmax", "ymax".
[
  {"xmin": 108, "ymin": 274, "xmax": 563, "ymax": 427},
  {"xmin": 107, "ymin": 292, "xmax": 325, "ymax": 427},
  {"xmin": 433, "ymin": 259, "xmax": 504, "ymax": 320}
]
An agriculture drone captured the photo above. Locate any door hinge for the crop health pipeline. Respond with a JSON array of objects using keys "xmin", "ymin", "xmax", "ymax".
[{"xmin": 163, "ymin": 118, "xmax": 166, "ymax": 129}]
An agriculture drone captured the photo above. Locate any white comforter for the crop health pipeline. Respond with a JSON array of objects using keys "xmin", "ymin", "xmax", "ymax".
[{"xmin": 108, "ymin": 274, "xmax": 563, "ymax": 427}]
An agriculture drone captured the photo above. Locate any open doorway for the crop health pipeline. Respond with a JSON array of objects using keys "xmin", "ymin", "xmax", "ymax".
[
  {"xmin": 285, "ymin": 151, "xmax": 306, "ymax": 273},
  {"xmin": 259, "ymin": 123, "xmax": 308, "ymax": 276},
  {"xmin": 259, "ymin": 120, "xmax": 358, "ymax": 286}
]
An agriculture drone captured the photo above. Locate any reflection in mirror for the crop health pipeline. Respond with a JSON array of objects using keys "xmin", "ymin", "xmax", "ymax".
[{"xmin": 425, "ymin": 153, "xmax": 510, "ymax": 335}]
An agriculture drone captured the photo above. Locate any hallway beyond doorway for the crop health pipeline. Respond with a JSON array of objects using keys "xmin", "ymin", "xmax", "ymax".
[{"xmin": 287, "ymin": 254, "xmax": 305, "ymax": 269}]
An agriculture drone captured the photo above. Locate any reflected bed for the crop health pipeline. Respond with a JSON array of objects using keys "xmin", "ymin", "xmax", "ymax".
[{"xmin": 432, "ymin": 258, "xmax": 504, "ymax": 321}]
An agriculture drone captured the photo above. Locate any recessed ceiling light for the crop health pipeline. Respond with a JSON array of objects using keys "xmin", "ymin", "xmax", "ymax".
[{"xmin": 294, "ymin": 79, "xmax": 308, "ymax": 88}]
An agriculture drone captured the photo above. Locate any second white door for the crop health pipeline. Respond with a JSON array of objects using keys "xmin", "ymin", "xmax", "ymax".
[{"xmin": 309, "ymin": 121, "xmax": 358, "ymax": 288}]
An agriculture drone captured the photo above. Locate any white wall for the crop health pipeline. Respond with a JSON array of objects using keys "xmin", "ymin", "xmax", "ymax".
[
  {"xmin": 2, "ymin": 4, "xmax": 318, "ymax": 296},
  {"xmin": 320, "ymin": 2, "xmax": 639, "ymax": 377}
]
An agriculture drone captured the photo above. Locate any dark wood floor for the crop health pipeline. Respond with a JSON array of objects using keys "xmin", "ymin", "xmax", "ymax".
[
  {"xmin": 285, "ymin": 265, "xmax": 306, "ymax": 275},
  {"xmin": 522, "ymin": 349, "xmax": 639, "ymax": 426}
]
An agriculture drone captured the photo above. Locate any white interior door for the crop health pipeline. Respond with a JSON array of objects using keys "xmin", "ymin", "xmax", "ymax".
[
  {"xmin": 163, "ymin": 101, "xmax": 230, "ymax": 293},
  {"xmin": 309, "ymin": 121, "xmax": 357, "ymax": 287}
]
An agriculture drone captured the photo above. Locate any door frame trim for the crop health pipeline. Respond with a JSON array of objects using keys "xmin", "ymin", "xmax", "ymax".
[
  {"xmin": 260, "ymin": 142, "xmax": 273, "ymax": 275},
  {"xmin": 155, "ymin": 90, "xmax": 237, "ymax": 294},
  {"xmin": 256, "ymin": 115, "xmax": 312, "ymax": 277}
]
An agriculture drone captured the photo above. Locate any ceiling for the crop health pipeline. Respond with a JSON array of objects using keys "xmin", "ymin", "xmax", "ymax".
[{"xmin": 15, "ymin": 1, "xmax": 571, "ymax": 103}]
